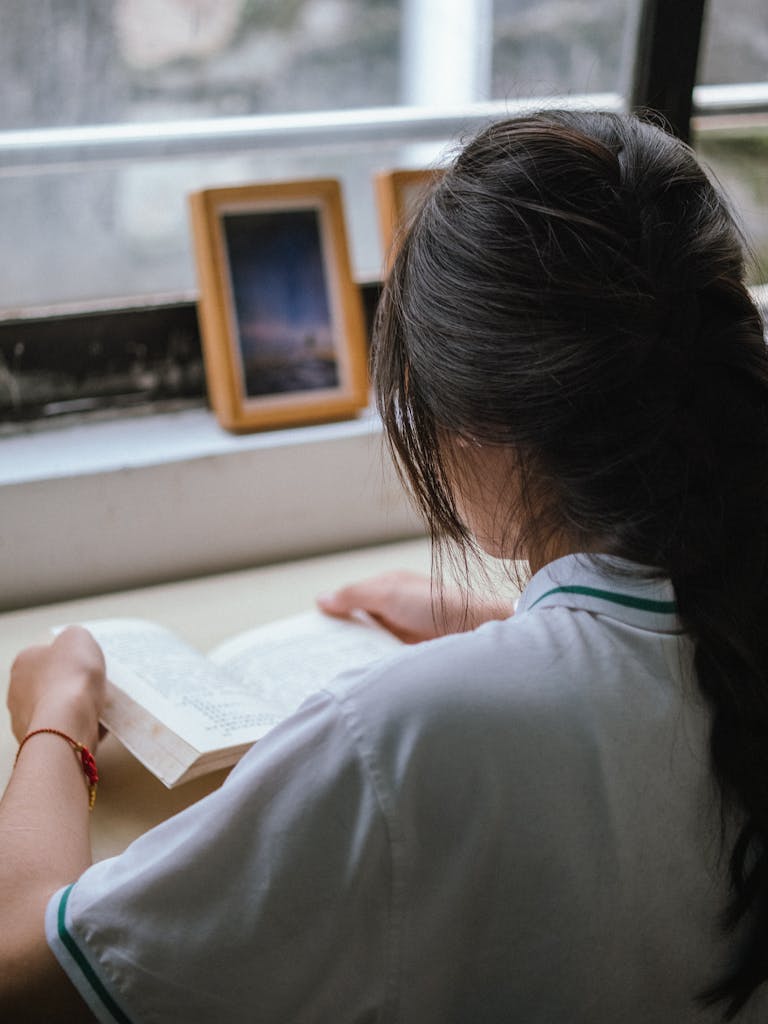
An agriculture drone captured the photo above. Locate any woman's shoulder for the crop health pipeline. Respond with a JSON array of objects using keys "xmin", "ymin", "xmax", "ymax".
[
  {"xmin": 326, "ymin": 555, "xmax": 696, "ymax": 795},
  {"xmin": 337, "ymin": 592, "xmax": 678, "ymax": 728}
]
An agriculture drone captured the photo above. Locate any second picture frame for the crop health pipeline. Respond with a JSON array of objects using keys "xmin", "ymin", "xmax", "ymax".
[{"xmin": 375, "ymin": 168, "xmax": 442, "ymax": 268}]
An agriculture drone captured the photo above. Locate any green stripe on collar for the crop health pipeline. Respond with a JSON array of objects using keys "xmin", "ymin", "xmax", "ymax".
[
  {"xmin": 57, "ymin": 884, "xmax": 134, "ymax": 1024},
  {"xmin": 528, "ymin": 585, "xmax": 678, "ymax": 614}
]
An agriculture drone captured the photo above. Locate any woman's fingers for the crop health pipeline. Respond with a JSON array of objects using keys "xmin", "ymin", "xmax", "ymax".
[
  {"xmin": 318, "ymin": 573, "xmax": 406, "ymax": 617},
  {"xmin": 318, "ymin": 572, "xmax": 437, "ymax": 643},
  {"xmin": 318, "ymin": 570, "xmax": 516, "ymax": 643},
  {"xmin": 7, "ymin": 628, "xmax": 107, "ymax": 746}
]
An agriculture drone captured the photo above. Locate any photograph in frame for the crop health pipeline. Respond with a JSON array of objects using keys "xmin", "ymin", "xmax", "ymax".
[{"xmin": 189, "ymin": 179, "xmax": 368, "ymax": 433}]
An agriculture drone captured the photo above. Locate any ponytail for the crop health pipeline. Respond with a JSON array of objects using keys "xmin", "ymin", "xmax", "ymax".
[{"xmin": 669, "ymin": 284, "xmax": 768, "ymax": 1016}]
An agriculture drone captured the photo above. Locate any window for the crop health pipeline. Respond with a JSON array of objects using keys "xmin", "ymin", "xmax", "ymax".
[
  {"xmin": 0, "ymin": 0, "xmax": 765, "ymax": 424},
  {"xmin": 491, "ymin": 0, "xmax": 634, "ymax": 98},
  {"xmin": 1, "ymin": 0, "xmax": 634, "ymax": 311},
  {"xmin": 697, "ymin": 0, "xmax": 767, "ymax": 86},
  {"xmin": 693, "ymin": 0, "xmax": 768, "ymax": 284}
]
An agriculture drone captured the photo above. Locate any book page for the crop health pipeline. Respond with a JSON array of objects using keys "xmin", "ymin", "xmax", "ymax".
[
  {"xmin": 81, "ymin": 612, "xmax": 402, "ymax": 753},
  {"xmin": 208, "ymin": 610, "xmax": 403, "ymax": 720},
  {"xmin": 79, "ymin": 618, "xmax": 279, "ymax": 753}
]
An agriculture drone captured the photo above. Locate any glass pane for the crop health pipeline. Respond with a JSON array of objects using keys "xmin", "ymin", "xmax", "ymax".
[
  {"xmin": 694, "ymin": 120, "xmax": 768, "ymax": 286},
  {"xmin": 0, "ymin": 137, "xmax": 453, "ymax": 310},
  {"xmin": 0, "ymin": 0, "xmax": 643, "ymax": 310},
  {"xmin": 491, "ymin": 0, "xmax": 635, "ymax": 98},
  {"xmin": 698, "ymin": 0, "xmax": 768, "ymax": 85},
  {"xmin": 0, "ymin": 0, "xmax": 401, "ymax": 130}
]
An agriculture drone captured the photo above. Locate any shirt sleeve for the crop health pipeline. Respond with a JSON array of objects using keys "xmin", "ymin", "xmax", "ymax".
[{"xmin": 45, "ymin": 689, "xmax": 398, "ymax": 1024}]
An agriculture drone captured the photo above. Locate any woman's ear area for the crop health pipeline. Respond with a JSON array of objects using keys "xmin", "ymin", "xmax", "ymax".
[
  {"xmin": 445, "ymin": 439, "xmax": 586, "ymax": 570},
  {"xmin": 440, "ymin": 440, "xmax": 527, "ymax": 561}
]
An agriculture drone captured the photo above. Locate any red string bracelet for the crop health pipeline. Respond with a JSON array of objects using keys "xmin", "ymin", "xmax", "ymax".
[{"xmin": 15, "ymin": 728, "xmax": 99, "ymax": 810}]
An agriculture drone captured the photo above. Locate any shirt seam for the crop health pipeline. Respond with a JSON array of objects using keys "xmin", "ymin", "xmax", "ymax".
[{"xmin": 322, "ymin": 688, "xmax": 406, "ymax": 1024}]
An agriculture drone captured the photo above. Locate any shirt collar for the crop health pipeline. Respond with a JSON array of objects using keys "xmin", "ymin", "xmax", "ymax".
[{"xmin": 516, "ymin": 553, "xmax": 682, "ymax": 633}]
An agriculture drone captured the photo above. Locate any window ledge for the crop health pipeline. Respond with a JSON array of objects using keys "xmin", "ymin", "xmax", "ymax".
[
  {"xmin": 0, "ymin": 405, "xmax": 383, "ymax": 485},
  {"xmin": 0, "ymin": 407, "xmax": 422, "ymax": 611}
]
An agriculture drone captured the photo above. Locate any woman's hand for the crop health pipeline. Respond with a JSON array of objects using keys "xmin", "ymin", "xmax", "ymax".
[
  {"xmin": 1, "ymin": 627, "xmax": 107, "ymax": 1019},
  {"xmin": 317, "ymin": 570, "xmax": 514, "ymax": 644},
  {"xmin": 8, "ymin": 626, "xmax": 106, "ymax": 751}
]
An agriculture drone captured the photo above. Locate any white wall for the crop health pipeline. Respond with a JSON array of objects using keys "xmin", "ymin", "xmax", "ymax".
[{"xmin": 0, "ymin": 409, "xmax": 423, "ymax": 610}]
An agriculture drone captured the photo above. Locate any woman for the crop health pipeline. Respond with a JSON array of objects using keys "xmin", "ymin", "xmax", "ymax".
[{"xmin": 3, "ymin": 110, "xmax": 767, "ymax": 1022}]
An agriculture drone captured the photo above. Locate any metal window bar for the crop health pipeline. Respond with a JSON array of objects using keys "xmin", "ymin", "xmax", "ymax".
[
  {"xmin": 0, "ymin": 84, "xmax": 764, "ymax": 172},
  {"xmin": 629, "ymin": 0, "xmax": 709, "ymax": 141}
]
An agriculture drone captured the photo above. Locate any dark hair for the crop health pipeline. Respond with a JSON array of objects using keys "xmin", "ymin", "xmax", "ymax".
[{"xmin": 372, "ymin": 110, "xmax": 768, "ymax": 1016}]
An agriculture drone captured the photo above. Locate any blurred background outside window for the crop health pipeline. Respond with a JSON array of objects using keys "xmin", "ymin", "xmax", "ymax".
[
  {"xmin": 0, "ymin": 0, "xmax": 630, "ymax": 310},
  {"xmin": 694, "ymin": 0, "xmax": 768, "ymax": 283},
  {"xmin": 0, "ymin": 0, "xmax": 765, "ymax": 313}
]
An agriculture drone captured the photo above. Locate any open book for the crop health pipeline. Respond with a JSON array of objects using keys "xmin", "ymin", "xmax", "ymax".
[{"xmin": 75, "ymin": 612, "xmax": 404, "ymax": 788}]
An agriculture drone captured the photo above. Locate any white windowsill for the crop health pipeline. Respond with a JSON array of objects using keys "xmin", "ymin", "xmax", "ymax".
[
  {"xmin": 0, "ymin": 406, "xmax": 382, "ymax": 485},
  {"xmin": 0, "ymin": 408, "xmax": 422, "ymax": 611}
]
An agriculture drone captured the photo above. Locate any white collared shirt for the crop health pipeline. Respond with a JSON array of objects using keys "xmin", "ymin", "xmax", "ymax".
[{"xmin": 46, "ymin": 554, "xmax": 764, "ymax": 1022}]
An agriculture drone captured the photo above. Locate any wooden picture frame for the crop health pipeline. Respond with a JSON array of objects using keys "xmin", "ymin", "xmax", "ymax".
[
  {"xmin": 189, "ymin": 179, "xmax": 369, "ymax": 433},
  {"xmin": 375, "ymin": 168, "xmax": 442, "ymax": 269}
]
